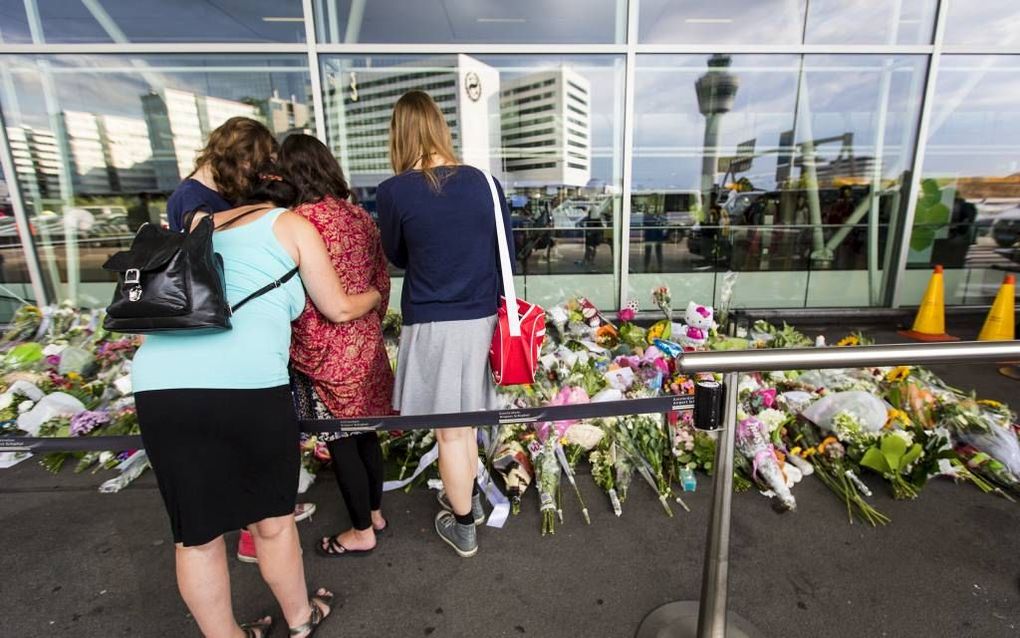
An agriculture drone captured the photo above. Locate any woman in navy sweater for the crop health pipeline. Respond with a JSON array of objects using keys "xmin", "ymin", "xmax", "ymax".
[{"xmin": 377, "ymin": 91, "xmax": 513, "ymax": 558}]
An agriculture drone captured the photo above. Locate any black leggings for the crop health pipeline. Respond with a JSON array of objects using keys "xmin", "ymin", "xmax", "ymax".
[{"xmin": 326, "ymin": 433, "xmax": 384, "ymax": 531}]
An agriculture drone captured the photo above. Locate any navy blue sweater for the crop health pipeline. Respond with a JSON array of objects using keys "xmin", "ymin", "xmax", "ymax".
[
  {"xmin": 377, "ymin": 166, "xmax": 515, "ymax": 325},
  {"xmin": 166, "ymin": 179, "xmax": 232, "ymax": 231}
]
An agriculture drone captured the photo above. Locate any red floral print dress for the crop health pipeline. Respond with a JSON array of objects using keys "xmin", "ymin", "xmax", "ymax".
[{"xmin": 290, "ymin": 196, "xmax": 395, "ymax": 434}]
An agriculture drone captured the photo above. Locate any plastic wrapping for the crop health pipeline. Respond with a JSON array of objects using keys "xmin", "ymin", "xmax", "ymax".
[
  {"xmin": 956, "ymin": 426, "xmax": 1020, "ymax": 478},
  {"xmin": 735, "ymin": 417, "xmax": 796, "ymax": 511},
  {"xmin": 802, "ymin": 391, "xmax": 890, "ymax": 434}
]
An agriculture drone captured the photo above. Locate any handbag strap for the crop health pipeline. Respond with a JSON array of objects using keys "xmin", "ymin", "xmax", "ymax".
[
  {"xmin": 230, "ymin": 266, "xmax": 300, "ymax": 314},
  {"xmin": 480, "ymin": 170, "xmax": 521, "ymax": 337}
]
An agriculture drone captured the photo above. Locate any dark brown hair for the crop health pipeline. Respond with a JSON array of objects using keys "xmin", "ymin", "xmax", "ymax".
[
  {"xmin": 191, "ymin": 116, "xmax": 278, "ymax": 204},
  {"xmin": 278, "ymin": 133, "xmax": 356, "ymax": 205},
  {"xmin": 237, "ymin": 161, "xmax": 298, "ymax": 209}
]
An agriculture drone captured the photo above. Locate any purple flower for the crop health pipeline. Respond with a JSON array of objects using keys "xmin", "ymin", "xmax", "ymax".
[
  {"xmin": 45, "ymin": 354, "xmax": 61, "ymax": 367},
  {"xmin": 70, "ymin": 410, "xmax": 110, "ymax": 436}
]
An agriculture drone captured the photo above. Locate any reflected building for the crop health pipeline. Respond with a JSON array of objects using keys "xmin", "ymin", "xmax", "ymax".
[
  {"xmin": 142, "ymin": 88, "xmax": 262, "ymax": 191},
  {"xmin": 323, "ymin": 54, "xmax": 501, "ymax": 187},
  {"xmin": 258, "ymin": 90, "xmax": 311, "ymax": 138},
  {"xmin": 6, "ymin": 125, "xmax": 62, "ymax": 202},
  {"xmin": 500, "ymin": 67, "xmax": 592, "ymax": 188},
  {"xmin": 61, "ymin": 111, "xmax": 158, "ymax": 195}
]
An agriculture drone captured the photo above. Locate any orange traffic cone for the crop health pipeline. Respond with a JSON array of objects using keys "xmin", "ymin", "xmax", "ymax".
[
  {"xmin": 979, "ymin": 274, "xmax": 1016, "ymax": 341},
  {"xmin": 899, "ymin": 265, "xmax": 959, "ymax": 342}
]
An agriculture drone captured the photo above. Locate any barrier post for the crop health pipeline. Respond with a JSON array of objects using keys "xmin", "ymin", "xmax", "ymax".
[{"xmin": 635, "ymin": 372, "xmax": 761, "ymax": 638}]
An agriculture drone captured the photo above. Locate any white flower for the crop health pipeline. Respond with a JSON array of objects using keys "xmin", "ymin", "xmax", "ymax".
[
  {"xmin": 737, "ymin": 375, "xmax": 760, "ymax": 397},
  {"xmin": 890, "ymin": 429, "xmax": 914, "ymax": 447},
  {"xmin": 42, "ymin": 344, "xmax": 66, "ymax": 357},
  {"xmin": 17, "ymin": 400, "xmax": 34, "ymax": 414},
  {"xmin": 736, "ymin": 407, "xmax": 749, "ymax": 422},
  {"xmin": 757, "ymin": 409, "xmax": 787, "ymax": 434},
  {"xmin": 564, "ymin": 423, "xmax": 604, "ymax": 450},
  {"xmin": 98, "ymin": 451, "xmax": 114, "ymax": 465}
]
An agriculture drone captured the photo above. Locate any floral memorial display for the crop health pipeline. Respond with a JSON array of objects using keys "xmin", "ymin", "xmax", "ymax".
[{"xmin": 1, "ymin": 286, "xmax": 1018, "ymax": 532}]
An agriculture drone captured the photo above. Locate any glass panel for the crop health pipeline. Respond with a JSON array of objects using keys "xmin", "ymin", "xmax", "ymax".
[
  {"xmin": 0, "ymin": 54, "xmax": 311, "ymax": 307},
  {"xmin": 321, "ymin": 54, "xmax": 625, "ymax": 303},
  {"xmin": 314, "ymin": 0, "xmax": 628, "ymax": 44},
  {"xmin": 943, "ymin": 0, "xmax": 1020, "ymax": 46},
  {"xmin": 0, "ymin": 0, "xmax": 305, "ymax": 44},
  {"xmin": 0, "ymin": 172, "xmax": 38, "ymax": 321},
  {"xmin": 630, "ymin": 53, "xmax": 926, "ymax": 309},
  {"xmin": 905, "ymin": 55, "xmax": 1020, "ymax": 306},
  {"xmin": 637, "ymin": 0, "xmax": 936, "ymax": 45}
]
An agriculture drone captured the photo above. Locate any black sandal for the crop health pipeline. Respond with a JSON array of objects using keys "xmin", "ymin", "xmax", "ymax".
[
  {"xmin": 240, "ymin": 616, "xmax": 273, "ymax": 638},
  {"xmin": 289, "ymin": 590, "xmax": 334, "ymax": 637},
  {"xmin": 315, "ymin": 534, "xmax": 374, "ymax": 558}
]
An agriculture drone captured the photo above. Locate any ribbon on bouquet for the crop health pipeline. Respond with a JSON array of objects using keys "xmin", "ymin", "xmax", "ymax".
[{"xmin": 382, "ymin": 442, "xmax": 439, "ymax": 492}]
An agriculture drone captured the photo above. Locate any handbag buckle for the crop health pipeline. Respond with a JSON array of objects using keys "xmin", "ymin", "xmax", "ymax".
[{"xmin": 124, "ymin": 268, "xmax": 141, "ymax": 285}]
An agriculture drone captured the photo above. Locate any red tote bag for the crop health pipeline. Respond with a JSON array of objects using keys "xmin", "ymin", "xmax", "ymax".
[{"xmin": 482, "ymin": 171, "xmax": 545, "ymax": 386}]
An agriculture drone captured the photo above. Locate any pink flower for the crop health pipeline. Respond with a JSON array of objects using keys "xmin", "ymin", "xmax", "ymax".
[{"xmin": 618, "ymin": 307, "xmax": 636, "ymax": 322}]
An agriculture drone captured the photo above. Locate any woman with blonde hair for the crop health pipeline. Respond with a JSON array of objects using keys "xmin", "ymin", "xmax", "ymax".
[{"xmin": 377, "ymin": 90, "xmax": 514, "ymax": 557}]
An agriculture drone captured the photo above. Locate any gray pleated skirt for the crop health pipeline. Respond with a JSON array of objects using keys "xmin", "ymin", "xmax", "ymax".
[{"xmin": 393, "ymin": 315, "xmax": 500, "ymax": 415}]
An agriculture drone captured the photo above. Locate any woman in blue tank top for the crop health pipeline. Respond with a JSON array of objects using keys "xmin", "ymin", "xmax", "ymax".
[{"xmin": 132, "ymin": 169, "xmax": 376, "ymax": 638}]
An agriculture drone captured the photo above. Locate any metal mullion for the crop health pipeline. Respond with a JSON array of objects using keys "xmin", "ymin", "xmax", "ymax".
[
  {"xmin": 0, "ymin": 108, "xmax": 49, "ymax": 307},
  {"xmin": 313, "ymin": 43, "xmax": 628, "ymax": 55},
  {"xmin": 884, "ymin": 0, "xmax": 950, "ymax": 307},
  {"xmin": 634, "ymin": 43, "xmax": 935, "ymax": 55},
  {"xmin": 617, "ymin": 0, "xmax": 639, "ymax": 309},
  {"xmin": 0, "ymin": 43, "xmax": 309, "ymax": 54},
  {"xmin": 302, "ymin": 0, "xmax": 328, "ymax": 141},
  {"xmin": 941, "ymin": 45, "xmax": 1020, "ymax": 55}
]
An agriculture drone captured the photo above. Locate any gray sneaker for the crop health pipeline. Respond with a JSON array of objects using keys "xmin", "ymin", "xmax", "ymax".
[
  {"xmin": 434, "ymin": 511, "xmax": 478, "ymax": 557},
  {"xmin": 437, "ymin": 490, "xmax": 486, "ymax": 525}
]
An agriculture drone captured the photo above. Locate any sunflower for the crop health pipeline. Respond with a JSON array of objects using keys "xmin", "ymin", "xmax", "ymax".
[
  {"xmin": 836, "ymin": 334, "xmax": 859, "ymax": 347},
  {"xmin": 884, "ymin": 366, "xmax": 912, "ymax": 382},
  {"xmin": 884, "ymin": 408, "xmax": 911, "ymax": 429}
]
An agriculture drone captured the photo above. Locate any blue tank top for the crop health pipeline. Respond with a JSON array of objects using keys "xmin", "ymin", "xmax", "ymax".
[{"xmin": 131, "ymin": 208, "xmax": 305, "ymax": 392}]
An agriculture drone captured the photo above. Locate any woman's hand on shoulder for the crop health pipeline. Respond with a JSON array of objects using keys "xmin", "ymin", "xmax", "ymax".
[{"xmin": 276, "ymin": 210, "xmax": 381, "ymax": 322}]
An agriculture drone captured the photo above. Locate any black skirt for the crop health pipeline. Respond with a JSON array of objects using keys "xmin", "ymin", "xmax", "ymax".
[{"xmin": 136, "ymin": 385, "xmax": 299, "ymax": 547}]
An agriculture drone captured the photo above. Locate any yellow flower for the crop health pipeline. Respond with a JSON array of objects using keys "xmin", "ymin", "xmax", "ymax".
[
  {"xmin": 790, "ymin": 446, "xmax": 802, "ymax": 456},
  {"xmin": 885, "ymin": 366, "xmax": 911, "ymax": 382},
  {"xmin": 66, "ymin": 372, "xmax": 82, "ymax": 382},
  {"xmin": 836, "ymin": 335, "xmax": 859, "ymax": 347},
  {"xmin": 977, "ymin": 399, "xmax": 1004, "ymax": 410},
  {"xmin": 885, "ymin": 408, "xmax": 911, "ymax": 429},
  {"xmin": 817, "ymin": 436, "xmax": 838, "ymax": 452}
]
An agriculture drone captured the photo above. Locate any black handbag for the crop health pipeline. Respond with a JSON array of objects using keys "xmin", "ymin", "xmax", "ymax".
[{"xmin": 102, "ymin": 210, "xmax": 298, "ymax": 334}]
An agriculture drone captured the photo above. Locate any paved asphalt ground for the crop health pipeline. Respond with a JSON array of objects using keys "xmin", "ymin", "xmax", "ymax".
[{"xmin": 1, "ymin": 321, "xmax": 1018, "ymax": 638}]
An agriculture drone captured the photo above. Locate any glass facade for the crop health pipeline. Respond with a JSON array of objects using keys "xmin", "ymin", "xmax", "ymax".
[{"xmin": 0, "ymin": 1, "xmax": 1015, "ymax": 321}]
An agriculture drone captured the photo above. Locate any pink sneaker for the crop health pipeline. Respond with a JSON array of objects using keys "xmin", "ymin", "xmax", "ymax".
[{"xmin": 237, "ymin": 530, "xmax": 258, "ymax": 564}]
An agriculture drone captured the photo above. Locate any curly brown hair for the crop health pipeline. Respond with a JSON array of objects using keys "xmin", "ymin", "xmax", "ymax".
[{"xmin": 190, "ymin": 116, "xmax": 278, "ymax": 204}]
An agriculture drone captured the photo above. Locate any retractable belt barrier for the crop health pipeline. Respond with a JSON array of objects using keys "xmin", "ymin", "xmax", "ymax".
[{"xmin": 0, "ymin": 394, "xmax": 696, "ymax": 454}]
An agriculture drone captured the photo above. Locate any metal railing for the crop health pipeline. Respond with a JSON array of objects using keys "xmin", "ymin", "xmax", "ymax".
[{"xmin": 638, "ymin": 339, "xmax": 1020, "ymax": 638}]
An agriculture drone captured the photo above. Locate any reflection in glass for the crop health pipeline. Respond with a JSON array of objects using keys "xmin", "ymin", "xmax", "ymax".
[
  {"xmin": 320, "ymin": 54, "xmax": 624, "ymax": 307},
  {"xmin": 0, "ymin": 0, "xmax": 306, "ymax": 44},
  {"xmin": 0, "ymin": 55, "xmax": 311, "ymax": 306},
  {"xmin": 631, "ymin": 54, "xmax": 925, "ymax": 307},
  {"xmin": 943, "ymin": 0, "xmax": 1020, "ymax": 46},
  {"xmin": 314, "ymin": 0, "xmax": 627, "ymax": 44},
  {"xmin": 908, "ymin": 55, "xmax": 1020, "ymax": 304},
  {"xmin": 637, "ymin": 0, "xmax": 936, "ymax": 45}
]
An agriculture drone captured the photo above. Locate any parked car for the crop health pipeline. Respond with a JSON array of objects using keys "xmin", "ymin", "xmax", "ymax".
[{"xmin": 991, "ymin": 206, "xmax": 1020, "ymax": 248}]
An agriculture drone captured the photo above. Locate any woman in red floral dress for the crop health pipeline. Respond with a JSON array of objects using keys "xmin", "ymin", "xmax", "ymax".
[{"xmin": 281, "ymin": 134, "xmax": 394, "ymax": 556}]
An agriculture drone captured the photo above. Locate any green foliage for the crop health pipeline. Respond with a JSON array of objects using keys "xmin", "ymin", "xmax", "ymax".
[{"xmin": 910, "ymin": 179, "xmax": 951, "ymax": 251}]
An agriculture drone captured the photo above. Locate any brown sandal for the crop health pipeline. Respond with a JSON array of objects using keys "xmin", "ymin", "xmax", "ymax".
[{"xmin": 288, "ymin": 589, "xmax": 334, "ymax": 637}]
